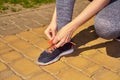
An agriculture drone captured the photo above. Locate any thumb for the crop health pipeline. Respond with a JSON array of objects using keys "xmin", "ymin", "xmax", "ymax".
[{"xmin": 51, "ymin": 29, "xmax": 56, "ymax": 40}]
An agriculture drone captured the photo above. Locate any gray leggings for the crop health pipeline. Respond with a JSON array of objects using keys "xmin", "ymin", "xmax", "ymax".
[{"xmin": 56, "ymin": 0, "xmax": 120, "ymax": 39}]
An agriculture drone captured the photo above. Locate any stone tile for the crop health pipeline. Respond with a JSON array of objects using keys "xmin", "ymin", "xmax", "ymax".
[
  {"xmin": 0, "ymin": 62, "xmax": 7, "ymax": 72},
  {"xmin": 82, "ymin": 63, "xmax": 101, "ymax": 77},
  {"xmin": 9, "ymin": 39, "xmax": 33, "ymax": 51},
  {"xmin": 22, "ymin": 46, "xmax": 42, "ymax": 60},
  {"xmin": 0, "ymin": 47, "xmax": 13, "ymax": 55},
  {"xmin": 42, "ymin": 61, "xmax": 68, "ymax": 74},
  {"xmin": 32, "ymin": 26, "xmax": 47, "ymax": 36},
  {"xmin": 85, "ymin": 38, "xmax": 110, "ymax": 47},
  {"xmin": 0, "ymin": 42, "xmax": 13, "ymax": 54},
  {"xmin": 3, "ymin": 35, "xmax": 19, "ymax": 43},
  {"xmin": 0, "ymin": 42, "xmax": 5, "ymax": 48},
  {"xmin": 29, "ymin": 72, "xmax": 56, "ymax": 80},
  {"xmin": 1, "ymin": 51, "xmax": 22, "ymax": 63},
  {"xmin": 0, "ymin": 28, "xmax": 22, "ymax": 36},
  {"xmin": 80, "ymin": 49, "xmax": 98, "ymax": 57},
  {"xmin": 57, "ymin": 68, "xmax": 92, "ymax": 80},
  {"xmin": 0, "ymin": 70, "xmax": 13, "ymax": 80},
  {"xmin": 17, "ymin": 31, "xmax": 39, "ymax": 41},
  {"xmin": 97, "ymin": 41, "xmax": 120, "ymax": 58},
  {"xmin": 17, "ymin": 31, "xmax": 44, "ymax": 44},
  {"xmin": 89, "ymin": 52, "xmax": 120, "ymax": 72},
  {"xmin": 34, "ymin": 38, "xmax": 49, "ymax": 49},
  {"xmin": 3, "ymin": 74, "xmax": 22, "ymax": 80},
  {"xmin": 10, "ymin": 58, "xmax": 42, "ymax": 78},
  {"xmin": 66, "ymin": 56, "xmax": 93, "ymax": 69},
  {"xmin": 93, "ymin": 69, "xmax": 120, "ymax": 80}
]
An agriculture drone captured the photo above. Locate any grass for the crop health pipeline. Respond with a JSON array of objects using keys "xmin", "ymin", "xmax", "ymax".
[{"xmin": 0, "ymin": 0, "xmax": 55, "ymax": 13}]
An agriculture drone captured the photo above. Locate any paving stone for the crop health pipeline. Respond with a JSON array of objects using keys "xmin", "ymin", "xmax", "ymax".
[
  {"xmin": 34, "ymin": 38, "xmax": 49, "ymax": 50},
  {"xmin": 97, "ymin": 47, "xmax": 107, "ymax": 54},
  {"xmin": 0, "ymin": 23, "xmax": 18, "ymax": 30},
  {"xmin": 9, "ymin": 39, "xmax": 33, "ymax": 51},
  {"xmin": 17, "ymin": 31, "xmax": 42, "ymax": 43},
  {"xmin": 80, "ymin": 49, "xmax": 98, "ymax": 57},
  {"xmin": 0, "ymin": 41, "xmax": 6, "ymax": 48},
  {"xmin": 66, "ymin": 56, "xmax": 93, "ymax": 69},
  {"xmin": 30, "ymin": 11, "xmax": 52, "ymax": 25},
  {"xmin": 1, "ymin": 51, "xmax": 22, "ymax": 63},
  {"xmin": 10, "ymin": 58, "xmax": 42, "ymax": 78},
  {"xmin": 88, "ymin": 52, "xmax": 120, "ymax": 72},
  {"xmin": 0, "ymin": 28, "xmax": 22, "ymax": 36},
  {"xmin": 32, "ymin": 26, "xmax": 47, "ymax": 36},
  {"xmin": 2, "ymin": 35, "xmax": 19, "ymax": 43},
  {"xmin": 10, "ymin": 18, "xmax": 31, "ymax": 30},
  {"xmin": 0, "ymin": 62, "xmax": 7, "ymax": 72},
  {"xmin": 82, "ymin": 63, "xmax": 102, "ymax": 77},
  {"xmin": 0, "ymin": 42, "xmax": 13, "ymax": 55},
  {"xmin": 93, "ymin": 69, "xmax": 120, "ymax": 80},
  {"xmin": 97, "ymin": 41, "xmax": 120, "ymax": 58},
  {"xmin": 29, "ymin": 72, "xmax": 56, "ymax": 80},
  {"xmin": 42, "ymin": 61, "xmax": 68, "ymax": 74},
  {"xmin": 22, "ymin": 46, "xmax": 42, "ymax": 60},
  {"xmin": 85, "ymin": 38, "xmax": 110, "ymax": 47},
  {"xmin": 0, "ymin": 70, "xmax": 13, "ymax": 80},
  {"xmin": 3, "ymin": 74, "xmax": 22, "ymax": 80},
  {"xmin": 57, "ymin": 68, "xmax": 92, "ymax": 80}
]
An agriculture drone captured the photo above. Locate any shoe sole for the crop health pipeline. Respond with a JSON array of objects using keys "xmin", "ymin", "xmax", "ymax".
[
  {"xmin": 36, "ymin": 48, "xmax": 74, "ymax": 66},
  {"xmin": 115, "ymin": 39, "xmax": 120, "ymax": 42}
]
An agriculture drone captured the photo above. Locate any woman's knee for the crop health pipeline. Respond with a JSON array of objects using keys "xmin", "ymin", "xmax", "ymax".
[{"xmin": 94, "ymin": 15, "xmax": 120, "ymax": 39}]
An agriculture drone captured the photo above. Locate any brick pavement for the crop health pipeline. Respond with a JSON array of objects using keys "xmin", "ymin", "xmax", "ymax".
[
  {"xmin": 0, "ymin": 0, "xmax": 90, "ymax": 37},
  {"xmin": 0, "ymin": 0, "xmax": 120, "ymax": 80},
  {"xmin": 0, "ymin": 17, "xmax": 120, "ymax": 80}
]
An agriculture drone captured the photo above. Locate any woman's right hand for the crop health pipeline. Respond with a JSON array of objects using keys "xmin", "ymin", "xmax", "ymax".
[{"xmin": 44, "ymin": 23, "xmax": 57, "ymax": 40}]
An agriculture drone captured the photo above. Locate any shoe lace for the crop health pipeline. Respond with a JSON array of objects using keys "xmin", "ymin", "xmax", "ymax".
[
  {"xmin": 47, "ymin": 40, "xmax": 76, "ymax": 53},
  {"xmin": 46, "ymin": 45, "xmax": 56, "ymax": 53}
]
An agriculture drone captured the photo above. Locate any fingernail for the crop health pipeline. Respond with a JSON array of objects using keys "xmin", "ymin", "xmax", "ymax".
[
  {"xmin": 70, "ymin": 42, "xmax": 76, "ymax": 45},
  {"xmin": 48, "ymin": 39, "xmax": 54, "ymax": 44}
]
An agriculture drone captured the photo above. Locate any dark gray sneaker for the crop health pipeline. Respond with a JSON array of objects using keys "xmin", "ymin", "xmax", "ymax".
[
  {"xmin": 37, "ymin": 42, "xmax": 75, "ymax": 65},
  {"xmin": 116, "ymin": 36, "xmax": 120, "ymax": 42}
]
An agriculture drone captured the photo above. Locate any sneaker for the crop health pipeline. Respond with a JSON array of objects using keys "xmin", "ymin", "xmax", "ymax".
[
  {"xmin": 37, "ymin": 42, "xmax": 75, "ymax": 66},
  {"xmin": 116, "ymin": 36, "xmax": 120, "ymax": 42}
]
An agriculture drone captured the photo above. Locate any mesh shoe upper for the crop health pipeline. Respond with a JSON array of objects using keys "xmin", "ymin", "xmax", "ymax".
[{"xmin": 38, "ymin": 42, "xmax": 74, "ymax": 63}]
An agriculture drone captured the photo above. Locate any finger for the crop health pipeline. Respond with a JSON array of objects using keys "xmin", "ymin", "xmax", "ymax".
[
  {"xmin": 55, "ymin": 39, "xmax": 65, "ymax": 48},
  {"xmin": 52, "ymin": 37, "xmax": 59, "ymax": 44},
  {"xmin": 62, "ymin": 36, "xmax": 70, "ymax": 46},
  {"xmin": 48, "ymin": 39, "xmax": 53, "ymax": 44},
  {"xmin": 45, "ymin": 30, "xmax": 52, "ymax": 40},
  {"xmin": 51, "ymin": 30, "xmax": 56, "ymax": 40},
  {"xmin": 65, "ymin": 36, "xmax": 70, "ymax": 43}
]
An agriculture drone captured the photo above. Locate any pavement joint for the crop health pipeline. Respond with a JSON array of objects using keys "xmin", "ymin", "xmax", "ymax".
[
  {"xmin": 0, "ymin": 0, "xmax": 120, "ymax": 80},
  {"xmin": 82, "ymin": 52, "xmax": 120, "ymax": 73},
  {"xmin": 0, "ymin": 58, "xmax": 24, "ymax": 79}
]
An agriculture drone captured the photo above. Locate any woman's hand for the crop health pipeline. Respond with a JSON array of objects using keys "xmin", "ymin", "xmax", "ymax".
[
  {"xmin": 53, "ymin": 24, "xmax": 75, "ymax": 48},
  {"xmin": 44, "ymin": 23, "xmax": 57, "ymax": 40}
]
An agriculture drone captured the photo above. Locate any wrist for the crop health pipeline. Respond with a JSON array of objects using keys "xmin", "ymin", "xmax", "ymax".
[{"xmin": 68, "ymin": 22, "xmax": 79, "ymax": 32}]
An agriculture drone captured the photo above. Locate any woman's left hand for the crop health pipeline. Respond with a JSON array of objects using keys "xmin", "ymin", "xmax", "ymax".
[{"xmin": 52, "ymin": 24, "xmax": 75, "ymax": 48}]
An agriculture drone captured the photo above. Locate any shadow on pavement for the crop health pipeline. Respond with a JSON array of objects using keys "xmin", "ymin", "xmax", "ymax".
[{"xmin": 66, "ymin": 25, "xmax": 120, "ymax": 58}]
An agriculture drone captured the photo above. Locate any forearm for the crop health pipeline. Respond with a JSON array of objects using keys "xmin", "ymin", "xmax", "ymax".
[
  {"xmin": 69, "ymin": 0, "xmax": 110, "ymax": 31},
  {"xmin": 50, "ymin": 7, "xmax": 57, "ymax": 26}
]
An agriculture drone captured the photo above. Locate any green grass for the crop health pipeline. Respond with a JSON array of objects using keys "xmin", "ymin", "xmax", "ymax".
[{"xmin": 0, "ymin": 0, "xmax": 55, "ymax": 13}]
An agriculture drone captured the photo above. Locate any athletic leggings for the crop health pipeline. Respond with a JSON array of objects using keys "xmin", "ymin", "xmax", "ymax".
[{"xmin": 56, "ymin": 0, "xmax": 120, "ymax": 39}]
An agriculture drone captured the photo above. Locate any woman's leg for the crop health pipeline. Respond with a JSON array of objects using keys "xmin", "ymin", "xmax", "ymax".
[
  {"xmin": 56, "ymin": 0, "xmax": 75, "ymax": 31},
  {"xmin": 94, "ymin": 0, "xmax": 120, "ymax": 39}
]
